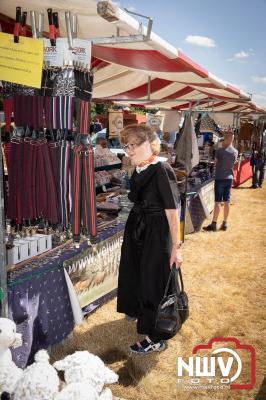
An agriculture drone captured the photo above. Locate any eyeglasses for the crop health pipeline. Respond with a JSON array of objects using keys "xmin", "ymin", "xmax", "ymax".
[{"xmin": 122, "ymin": 143, "xmax": 140, "ymax": 152}]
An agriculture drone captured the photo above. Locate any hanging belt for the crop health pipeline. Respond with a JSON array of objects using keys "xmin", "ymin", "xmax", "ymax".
[
  {"xmin": 6, "ymin": 142, "xmax": 18, "ymax": 220},
  {"xmin": 32, "ymin": 96, "xmax": 44, "ymax": 130},
  {"xmin": 76, "ymin": 99, "xmax": 89, "ymax": 134},
  {"xmin": 71, "ymin": 143, "xmax": 97, "ymax": 241},
  {"xmin": 3, "ymin": 142, "xmax": 12, "ymax": 173},
  {"xmin": 59, "ymin": 140, "xmax": 71, "ymax": 228},
  {"xmin": 83, "ymin": 145, "xmax": 97, "ymax": 237},
  {"xmin": 7, "ymin": 140, "xmax": 24, "ymax": 224},
  {"xmin": 72, "ymin": 144, "xmax": 83, "ymax": 240},
  {"xmin": 22, "ymin": 139, "xmax": 36, "ymax": 219},
  {"xmin": 48, "ymin": 141, "xmax": 61, "ymax": 223},
  {"xmin": 3, "ymin": 99, "xmax": 13, "ymax": 133},
  {"xmin": 44, "ymin": 97, "xmax": 53, "ymax": 130},
  {"xmin": 36, "ymin": 140, "xmax": 48, "ymax": 219},
  {"xmin": 41, "ymin": 141, "xmax": 60, "ymax": 224}
]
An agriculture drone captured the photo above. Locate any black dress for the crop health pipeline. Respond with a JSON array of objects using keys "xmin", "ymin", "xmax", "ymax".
[{"xmin": 117, "ymin": 161, "xmax": 180, "ymax": 341}]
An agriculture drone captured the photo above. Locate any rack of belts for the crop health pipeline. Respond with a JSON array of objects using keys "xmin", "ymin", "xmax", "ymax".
[{"xmin": 1, "ymin": 7, "xmax": 97, "ymax": 252}]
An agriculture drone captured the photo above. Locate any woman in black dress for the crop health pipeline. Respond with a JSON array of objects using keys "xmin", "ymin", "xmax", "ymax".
[{"xmin": 117, "ymin": 124, "xmax": 183, "ymax": 355}]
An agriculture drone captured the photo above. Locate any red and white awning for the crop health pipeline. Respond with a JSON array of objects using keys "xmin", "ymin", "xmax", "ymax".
[
  {"xmin": 0, "ymin": 0, "xmax": 265, "ymax": 113},
  {"xmin": 91, "ymin": 46, "xmax": 250, "ymax": 104}
]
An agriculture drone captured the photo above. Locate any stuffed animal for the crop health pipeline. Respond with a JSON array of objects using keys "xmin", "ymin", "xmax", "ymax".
[
  {"xmin": 54, "ymin": 382, "xmax": 99, "ymax": 400},
  {"xmin": 0, "ymin": 318, "xmax": 23, "ymax": 395},
  {"xmin": 99, "ymin": 388, "xmax": 113, "ymax": 400},
  {"xmin": 53, "ymin": 351, "xmax": 118, "ymax": 399},
  {"xmin": 13, "ymin": 350, "xmax": 59, "ymax": 400}
]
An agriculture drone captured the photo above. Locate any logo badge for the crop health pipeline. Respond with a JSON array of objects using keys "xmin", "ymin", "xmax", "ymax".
[{"xmin": 177, "ymin": 337, "xmax": 256, "ymax": 391}]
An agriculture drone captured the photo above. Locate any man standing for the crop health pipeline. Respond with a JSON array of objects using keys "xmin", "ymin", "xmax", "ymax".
[
  {"xmin": 93, "ymin": 118, "xmax": 103, "ymax": 134},
  {"xmin": 203, "ymin": 132, "xmax": 238, "ymax": 231}
]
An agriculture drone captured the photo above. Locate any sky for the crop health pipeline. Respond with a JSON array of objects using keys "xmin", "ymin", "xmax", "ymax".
[{"xmin": 116, "ymin": 0, "xmax": 266, "ymax": 106}]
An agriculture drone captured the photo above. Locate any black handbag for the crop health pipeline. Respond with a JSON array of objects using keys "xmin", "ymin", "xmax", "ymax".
[{"xmin": 155, "ymin": 266, "xmax": 189, "ymax": 337}]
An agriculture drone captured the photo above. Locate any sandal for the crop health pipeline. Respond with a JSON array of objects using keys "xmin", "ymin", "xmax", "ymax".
[{"xmin": 130, "ymin": 336, "xmax": 166, "ymax": 355}]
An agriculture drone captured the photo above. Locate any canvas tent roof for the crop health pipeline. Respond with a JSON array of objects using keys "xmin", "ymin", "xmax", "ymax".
[{"xmin": 0, "ymin": 0, "xmax": 265, "ymax": 113}]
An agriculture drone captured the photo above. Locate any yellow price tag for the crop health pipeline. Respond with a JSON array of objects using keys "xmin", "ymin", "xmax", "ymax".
[{"xmin": 0, "ymin": 32, "xmax": 43, "ymax": 88}]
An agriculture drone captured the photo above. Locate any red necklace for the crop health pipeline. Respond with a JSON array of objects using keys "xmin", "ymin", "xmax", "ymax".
[{"xmin": 137, "ymin": 154, "xmax": 157, "ymax": 168}]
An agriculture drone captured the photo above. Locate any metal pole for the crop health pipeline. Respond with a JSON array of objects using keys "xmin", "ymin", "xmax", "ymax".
[
  {"xmin": 147, "ymin": 76, "xmax": 151, "ymax": 101},
  {"xmin": 0, "ymin": 129, "xmax": 8, "ymax": 317},
  {"xmin": 30, "ymin": 11, "xmax": 37, "ymax": 39},
  {"xmin": 181, "ymin": 102, "xmax": 193, "ymax": 243},
  {"xmin": 65, "ymin": 11, "xmax": 73, "ymax": 50}
]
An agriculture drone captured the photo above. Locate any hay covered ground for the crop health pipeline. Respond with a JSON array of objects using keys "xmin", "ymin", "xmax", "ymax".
[{"xmin": 51, "ymin": 179, "xmax": 266, "ymax": 400}]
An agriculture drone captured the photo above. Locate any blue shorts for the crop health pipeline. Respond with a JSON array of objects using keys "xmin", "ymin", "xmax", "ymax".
[{"xmin": 214, "ymin": 179, "xmax": 232, "ymax": 202}]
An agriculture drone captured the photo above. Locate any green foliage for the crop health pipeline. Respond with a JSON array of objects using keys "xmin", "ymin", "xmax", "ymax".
[
  {"xmin": 91, "ymin": 102, "xmax": 159, "ymax": 120},
  {"xmin": 91, "ymin": 102, "xmax": 110, "ymax": 120}
]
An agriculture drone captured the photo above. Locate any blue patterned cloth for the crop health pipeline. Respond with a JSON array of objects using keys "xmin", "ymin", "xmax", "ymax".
[
  {"xmin": 7, "ymin": 222, "xmax": 125, "ymax": 368},
  {"xmin": 8, "ymin": 265, "xmax": 73, "ymax": 368}
]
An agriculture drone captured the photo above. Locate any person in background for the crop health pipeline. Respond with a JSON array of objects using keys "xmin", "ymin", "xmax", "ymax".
[
  {"xmin": 254, "ymin": 150, "xmax": 266, "ymax": 188},
  {"xmin": 250, "ymin": 142, "xmax": 258, "ymax": 188},
  {"xmin": 94, "ymin": 118, "xmax": 103, "ymax": 134},
  {"xmin": 203, "ymin": 131, "xmax": 238, "ymax": 231},
  {"xmin": 96, "ymin": 137, "xmax": 107, "ymax": 148},
  {"xmin": 208, "ymin": 138, "xmax": 216, "ymax": 160},
  {"xmin": 108, "ymin": 137, "xmax": 121, "ymax": 148},
  {"xmin": 117, "ymin": 124, "xmax": 182, "ymax": 355},
  {"xmin": 250, "ymin": 144, "xmax": 266, "ymax": 188},
  {"xmin": 161, "ymin": 131, "xmax": 171, "ymax": 151}
]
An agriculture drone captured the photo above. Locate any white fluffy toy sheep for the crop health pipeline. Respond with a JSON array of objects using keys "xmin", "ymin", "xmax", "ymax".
[
  {"xmin": 53, "ymin": 351, "xmax": 118, "ymax": 400},
  {"xmin": 14, "ymin": 350, "xmax": 59, "ymax": 400},
  {"xmin": 0, "ymin": 317, "xmax": 118, "ymax": 400},
  {"xmin": 0, "ymin": 318, "xmax": 23, "ymax": 395}
]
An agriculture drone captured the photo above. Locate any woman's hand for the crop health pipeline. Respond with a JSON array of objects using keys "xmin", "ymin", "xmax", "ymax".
[{"xmin": 170, "ymin": 248, "xmax": 183, "ymax": 269}]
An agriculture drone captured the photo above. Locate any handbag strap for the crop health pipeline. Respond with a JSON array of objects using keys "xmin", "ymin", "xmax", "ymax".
[
  {"xmin": 164, "ymin": 266, "xmax": 185, "ymax": 297},
  {"xmin": 172, "ymin": 264, "xmax": 185, "ymax": 294},
  {"xmin": 177, "ymin": 267, "xmax": 184, "ymax": 292},
  {"xmin": 163, "ymin": 268, "xmax": 176, "ymax": 297}
]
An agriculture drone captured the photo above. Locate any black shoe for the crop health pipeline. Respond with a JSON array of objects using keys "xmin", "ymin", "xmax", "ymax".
[
  {"xmin": 220, "ymin": 222, "xmax": 227, "ymax": 231},
  {"xmin": 125, "ymin": 314, "xmax": 137, "ymax": 322},
  {"xmin": 203, "ymin": 223, "xmax": 217, "ymax": 232}
]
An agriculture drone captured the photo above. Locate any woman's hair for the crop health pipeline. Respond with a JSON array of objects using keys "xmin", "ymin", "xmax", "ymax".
[{"xmin": 119, "ymin": 124, "xmax": 161, "ymax": 155}]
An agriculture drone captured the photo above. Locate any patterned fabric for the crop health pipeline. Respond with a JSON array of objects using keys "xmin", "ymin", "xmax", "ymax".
[
  {"xmin": 8, "ymin": 265, "xmax": 73, "ymax": 368},
  {"xmin": 175, "ymin": 115, "xmax": 199, "ymax": 174},
  {"xmin": 199, "ymin": 114, "xmax": 220, "ymax": 134},
  {"xmin": 7, "ymin": 223, "xmax": 125, "ymax": 368}
]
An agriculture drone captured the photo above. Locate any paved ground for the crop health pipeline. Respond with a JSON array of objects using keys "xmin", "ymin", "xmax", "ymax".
[{"xmin": 51, "ymin": 179, "xmax": 266, "ymax": 400}]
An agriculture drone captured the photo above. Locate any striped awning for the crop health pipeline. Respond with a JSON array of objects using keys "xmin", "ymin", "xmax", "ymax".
[{"xmin": 0, "ymin": 0, "xmax": 265, "ymax": 113}]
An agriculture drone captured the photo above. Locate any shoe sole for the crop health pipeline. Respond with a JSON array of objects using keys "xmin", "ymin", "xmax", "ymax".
[{"xmin": 130, "ymin": 342, "xmax": 166, "ymax": 355}]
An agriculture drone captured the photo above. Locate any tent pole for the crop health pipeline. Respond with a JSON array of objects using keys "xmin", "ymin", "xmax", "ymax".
[
  {"xmin": 181, "ymin": 101, "xmax": 192, "ymax": 243},
  {"xmin": 147, "ymin": 76, "xmax": 151, "ymax": 100},
  {"xmin": 0, "ymin": 130, "xmax": 8, "ymax": 317}
]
